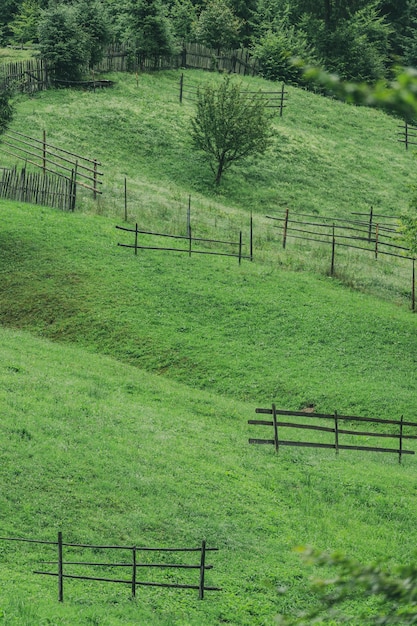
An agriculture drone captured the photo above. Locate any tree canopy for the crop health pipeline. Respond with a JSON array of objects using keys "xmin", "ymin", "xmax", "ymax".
[{"xmin": 191, "ymin": 76, "xmax": 272, "ymax": 184}]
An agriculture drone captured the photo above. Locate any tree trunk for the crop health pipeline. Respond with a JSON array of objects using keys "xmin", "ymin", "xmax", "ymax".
[{"xmin": 215, "ymin": 156, "xmax": 225, "ymax": 185}]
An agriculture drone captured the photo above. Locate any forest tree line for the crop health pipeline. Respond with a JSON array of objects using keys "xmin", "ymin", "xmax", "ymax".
[{"xmin": 0, "ymin": 1, "xmax": 416, "ymax": 85}]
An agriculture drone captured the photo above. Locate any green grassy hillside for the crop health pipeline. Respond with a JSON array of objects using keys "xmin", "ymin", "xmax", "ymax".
[{"xmin": 1, "ymin": 68, "xmax": 417, "ymax": 625}]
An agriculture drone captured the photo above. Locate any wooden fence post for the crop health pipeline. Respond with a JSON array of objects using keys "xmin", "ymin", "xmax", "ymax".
[
  {"xmin": 283, "ymin": 208, "xmax": 289, "ymax": 249},
  {"xmin": 124, "ymin": 177, "xmax": 127, "ymax": 221},
  {"xmin": 132, "ymin": 547, "xmax": 137, "ymax": 597},
  {"xmin": 135, "ymin": 223, "xmax": 138, "ymax": 255},
  {"xmin": 250, "ymin": 210, "xmax": 253, "ymax": 261},
  {"xmin": 179, "ymin": 73, "xmax": 184, "ymax": 103},
  {"xmin": 272, "ymin": 403, "xmax": 279, "ymax": 452},
  {"xmin": 238, "ymin": 231, "xmax": 242, "ymax": 265},
  {"xmin": 330, "ymin": 224, "xmax": 336, "ymax": 276},
  {"xmin": 405, "ymin": 121, "xmax": 409, "ymax": 150},
  {"xmin": 93, "ymin": 160, "xmax": 98, "ymax": 200},
  {"xmin": 412, "ymin": 258, "xmax": 415, "ymax": 312},
  {"xmin": 187, "ymin": 195, "xmax": 191, "ymax": 238},
  {"xmin": 198, "ymin": 540, "xmax": 206, "ymax": 600},
  {"xmin": 189, "ymin": 225, "xmax": 192, "ymax": 257},
  {"xmin": 43, "ymin": 130, "xmax": 47, "ymax": 175},
  {"xmin": 368, "ymin": 206, "xmax": 373, "ymax": 242},
  {"xmin": 334, "ymin": 411, "xmax": 339, "ymax": 456},
  {"xmin": 58, "ymin": 531, "xmax": 64, "ymax": 602},
  {"xmin": 375, "ymin": 223, "xmax": 379, "ymax": 260},
  {"xmin": 280, "ymin": 82, "xmax": 285, "ymax": 117},
  {"xmin": 399, "ymin": 415, "xmax": 404, "ymax": 464}
]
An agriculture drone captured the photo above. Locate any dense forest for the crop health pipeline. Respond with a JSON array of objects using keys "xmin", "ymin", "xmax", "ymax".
[{"xmin": 0, "ymin": 0, "xmax": 416, "ymax": 84}]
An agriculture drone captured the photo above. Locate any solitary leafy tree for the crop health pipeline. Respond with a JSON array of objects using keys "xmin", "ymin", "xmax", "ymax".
[{"xmin": 191, "ymin": 76, "xmax": 272, "ymax": 185}]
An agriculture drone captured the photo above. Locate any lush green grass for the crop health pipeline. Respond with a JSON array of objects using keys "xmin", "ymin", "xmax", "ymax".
[
  {"xmin": 0, "ymin": 47, "xmax": 37, "ymax": 63},
  {"xmin": 1, "ymin": 65, "xmax": 417, "ymax": 624},
  {"xmin": 2, "ymin": 201, "xmax": 417, "ymax": 625}
]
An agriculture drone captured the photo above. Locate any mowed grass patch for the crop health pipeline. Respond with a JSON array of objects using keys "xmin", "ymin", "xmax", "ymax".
[{"xmin": 1, "ymin": 325, "xmax": 417, "ymax": 625}]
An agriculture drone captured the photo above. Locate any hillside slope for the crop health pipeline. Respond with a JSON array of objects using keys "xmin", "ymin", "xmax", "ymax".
[{"xmin": 1, "ymin": 69, "xmax": 417, "ymax": 625}]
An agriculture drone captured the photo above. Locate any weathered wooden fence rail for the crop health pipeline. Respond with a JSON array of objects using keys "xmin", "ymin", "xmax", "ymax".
[
  {"xmin": 249, "ymin": 404, "xmax": 417, "ymax": 463},
  {"xmin": 116, "ymin": 223, "xmax": 251, "ymax": 264},
  {"xmin": 179, "ymin": 73, "xmax": 288, "ymax": 115},
  {"xmin": 267, "ymin": 208, "xmax": 417, "ymax": 310},
  {"xmin": 2, "ymin": 129, "xmax": 103, "ymax": 197},
  {"xmin": 0, "ymin": 166, "xmax": 75, "ymax": 210},
  {"xmin": 0, "ymin": 533, "xmax": 221, "ymax": 601}
]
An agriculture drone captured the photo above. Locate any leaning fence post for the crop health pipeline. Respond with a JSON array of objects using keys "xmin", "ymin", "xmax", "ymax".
[
  {"xmin": 199, "ymin": 540, "xmax": 206, "ymax": 600},
  {"xmin": 334, "ymin": 411, "xmax": 339, "ymax": 456},
  {"xmin": 58, "ymin": 531, "xmax": 64, "ymax": 602},
  {"xmin": 132, "ymin": 546, "xmax": 137, "ymax": 597},
  {"xmin": 399, "ymin": 415, "xmax": 404, "ymax": 464},
  {"xmin": 272, "ymin": 403, "xmax": 279, "ymax": 452},
  {"xmin": 375, "ymin": 223, "xmax": 379, "ymax": 260}
]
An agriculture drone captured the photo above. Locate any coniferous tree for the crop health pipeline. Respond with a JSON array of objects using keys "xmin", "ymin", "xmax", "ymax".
[
  {"xmin": 123, "ymin": 0, "xmax": 175, "ymax": 65},
  {"xmin": 38, "ymin": 3, "xmax": 88, "ymax": 81}
]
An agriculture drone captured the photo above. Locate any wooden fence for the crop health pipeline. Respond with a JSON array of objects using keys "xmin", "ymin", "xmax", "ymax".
[
  {"xmin": 94, "ymin": 42, "xmax": 258, "ymax": 76},
  {"xmin": 0, "ymin": 166, "xmax": 75, "ymax": 210},
  {"xmin": 398, "ymin": 121, "xmax": 417, "ymax": 150},
  {"xmin": 179, "ymin": 73, "xmax": 288, "ymax": 115},
  {"xmin": 249, "ymin": 404, "xmax": 417, "ymax": 463},
  {"xmin": 116, "ymin": 222, "xmax": 251, "ymax": 264},
  {"xmin": 0, "ymin": 533, "xmax": 221, "ymax": 602},
  {"xmin": 0, "ymin": 57, "xmax": 47, "ymax": 93},
  {"xmin": 267, "ymin": 208, "xmax": 417, "ymax": 310},
  {"xmin": 1, "ymin": 129, "xmax": 102, "ymax": 197}
]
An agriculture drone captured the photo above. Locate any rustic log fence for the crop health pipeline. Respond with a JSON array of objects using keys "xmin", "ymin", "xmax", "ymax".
[
  {"xmin": 1, "ymin": 129, "xmax": 102, "ymax": 198},
  {"xmin": 0, "ymin": 43, "xmax": 258, "ymax": 87},
  {"xmin": 0, "ymin": 165, "xmax": 75, "ymax": 210},
  {"xmin": 249, "ymin": 404, "xmax": 417, "ymax": 463},
  {"xmin": 179, "ymin": 73, "xmax": 287, "ymax": 115},
  {"xmin": 398, "ymin": 121, "xmax": 417, "ymax": 150},
  {"xmin": 0, "ymin": 57, "xmax": 48, "ymax": 93},
  {"xmin": 94, "ymin": 42, "xmax": 258, "ymax": 76},
  {"xmin": 0, "ymin": 533, "xmax": 220, "ymax": 602},
  {"xmin": 268, "ymin": 208, "xmax": 417, "ymax": 310},
  {"xmin": 116, "ymin": 222, "xmax": 251, "ymax": 264}
]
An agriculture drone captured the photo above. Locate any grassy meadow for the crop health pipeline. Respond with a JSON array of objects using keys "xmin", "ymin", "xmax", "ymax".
[{"xmin": 1, "ymin": 61, "xmax": 417, "ymax": 625}]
